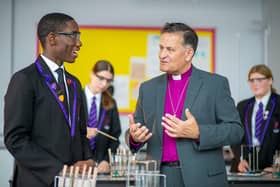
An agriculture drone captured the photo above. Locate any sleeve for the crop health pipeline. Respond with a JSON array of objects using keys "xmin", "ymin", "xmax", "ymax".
[
  {"xmin": 230, "ymin": 102, "xmax": 247, "ymax": 172},
  {"xmin": 4, "ymin": 72, "xmax": 63, "ymax": 185},
  {"xmin": 129, "ymin": 84, "xmax": 146, "ymax": 153},
  {"xmin": 193, "ymin": 77, "xmax": 244, "ymax": 151},
  {"xmin": 106, "ymin": 100, "xmax": 122, "ymax": 160},
  {"xmin": 78, "ymin": 83, "xmax": 93, "ymax": 160}
]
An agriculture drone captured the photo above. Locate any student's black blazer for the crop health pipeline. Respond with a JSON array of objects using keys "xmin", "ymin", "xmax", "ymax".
[
  {"xmin": 4, "ymin": 56, "xmax": 92, "ymax": 187},
  {"xmin": 231, "ymin": 93, "xmax": 280, "ymax": 171}
]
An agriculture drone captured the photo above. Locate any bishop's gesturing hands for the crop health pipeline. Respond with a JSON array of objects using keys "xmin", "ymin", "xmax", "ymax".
[
  {"xmin": 161, "ymin": 108, "xmax": 200, "ymax": 139},
  {"xmin": 128, "ymin": 114, "xmax": 152, "ymax": 143}
]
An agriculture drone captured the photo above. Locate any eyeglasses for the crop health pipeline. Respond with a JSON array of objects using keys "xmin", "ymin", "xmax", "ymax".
[
  {"xmin": 54, "ymin": 31, "xmax": 81, "ymax": 40},
  {"xmin": 96, "ymin": 74, "xmax": 113, "ymax": 85},
  {"xmin": 248, "ymin": 77, "xmax": 268, "ymax": 83}
]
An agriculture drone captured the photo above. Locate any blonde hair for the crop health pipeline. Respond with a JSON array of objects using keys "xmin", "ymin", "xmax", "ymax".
[{"xmin": 248, "ymin": 64, "xmax": 277, "ymax": 93}]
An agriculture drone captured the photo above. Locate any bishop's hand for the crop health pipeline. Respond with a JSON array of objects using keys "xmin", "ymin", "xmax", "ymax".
[
  {"xmin": 161, "ymin": 108, "xmax": 200, "ymax": 139},
  {"xmin": 128, "ymin": 114, "xmax": 152, "ymax": 143}
]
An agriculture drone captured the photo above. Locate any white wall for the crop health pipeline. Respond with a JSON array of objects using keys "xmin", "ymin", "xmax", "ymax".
[
  {"xmin": 0, "ymin": 0, "xmax": 13, "ymax": 137},
  {"xmin": 0, "ymin": 1, "xmax": 13, "ymax": 185},
  {"xmin": 1, "ymin": 0, "xmax": 274, "ymax": 186},
  {"xmin": 263, "ymin": 0, "xmax": 280, "ymax": 92}
]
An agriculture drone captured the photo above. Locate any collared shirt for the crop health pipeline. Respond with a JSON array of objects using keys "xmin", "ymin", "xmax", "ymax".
[
  {"xmin": 41, "ymin": 54, "xmax": 65, "ymax": 83},
  {"xmin": 162, "ymin": 66, "xmax": 192, "ymax": 162},
  {"xmin": 41, "ymin": 54, "xmax": 69, "ymax": 96},
  {"xmin": 252, "ymin": 91, "xmax": 271, "ymax": 146},
  {"xmin": 84, "ymin": 85, "xmax": 102, "ymax": 118},
  {"xmin": 41, "ymin": 54, "xmax": 70, "ymax": 119}
]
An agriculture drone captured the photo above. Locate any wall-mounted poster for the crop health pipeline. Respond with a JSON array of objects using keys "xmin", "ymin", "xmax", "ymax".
[{"xmin": 37, "ymin": 26, "xmax": 215, "ymax": 113}]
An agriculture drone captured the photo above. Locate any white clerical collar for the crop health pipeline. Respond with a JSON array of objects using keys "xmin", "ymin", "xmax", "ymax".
[{"xmin": 172, "ymin": 74, "xmax": 182, "ymax": 80}]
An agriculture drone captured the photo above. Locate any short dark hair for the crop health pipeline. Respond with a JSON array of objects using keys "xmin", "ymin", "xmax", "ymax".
[
  {"xmin": 160, "ymin": 22, "xmax": 198, "ymax": 53},
  {"xmin": 37, "ymin": 12, "xmax": 74, "ymax": 48}
]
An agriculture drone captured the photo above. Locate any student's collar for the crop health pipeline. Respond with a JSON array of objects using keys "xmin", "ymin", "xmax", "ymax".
[
  {"xmin": 85, "ymin": 85, "xmax": 102, "ymax": 100},
  {"xmin": 255, "ymin": 91, "xmax": 271, "ymax": 107},
  {"xmin": 41, "ymin": 54, "xmax": 65, "ymax": 73}
]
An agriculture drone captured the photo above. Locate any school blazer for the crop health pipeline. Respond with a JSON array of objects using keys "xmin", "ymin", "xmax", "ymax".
[
  {"xmin": 231, "ymin": 93, "xmax": 280, "ymax": 171},
  {"xmin": 83, "ymin": 92, "xmax": 121, "ymax": 163},
  {"xmin": 4, "ymin": 56, "xmax": 92, "ymax": 187}
]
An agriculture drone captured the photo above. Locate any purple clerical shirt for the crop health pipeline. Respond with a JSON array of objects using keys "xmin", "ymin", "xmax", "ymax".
[
  {"xmin": 129, "ymin": 67, "xmax": 193, "ymax": 161},
  {"xmin": 161, "ymin": 67, "xmax": 192, "ymax": 162}
]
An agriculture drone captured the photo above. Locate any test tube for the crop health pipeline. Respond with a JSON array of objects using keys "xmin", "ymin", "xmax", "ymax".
[{"xmin": 248, "ymin": 152, "xmax": 252, "ymax": 172}]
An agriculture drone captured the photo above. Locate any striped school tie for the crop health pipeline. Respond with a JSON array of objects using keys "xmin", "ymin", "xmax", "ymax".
[
  {"xmin": 88, "ymin": 96, "xmax": 97, "ymax": 150},
  {"xmin": 255, "ymin": 102, "xmax": 263, "ymax": 143}
]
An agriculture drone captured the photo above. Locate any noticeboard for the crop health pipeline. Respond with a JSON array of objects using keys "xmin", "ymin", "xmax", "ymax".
[{"xmin": 37, "ymin": 25, "xmax": 215, "ymax": 113}]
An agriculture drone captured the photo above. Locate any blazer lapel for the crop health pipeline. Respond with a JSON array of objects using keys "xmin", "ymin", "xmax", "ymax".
[
  {"xmin": 35, "ymin": 57, "xmax": 80, "ymax": 136},
  {"xmin": 247, "ymin": 102, "xmax": 254, "ymax": 143},
  {"xmin": 260, "ymin": 94, "xmax": 277, "ymax": 143},
  {"xmin": 243, "ymin": 98, "xmax": 254, "ymax": 145},
  {"xmin": 37, "ymin": 56, "xmax": 57, "ymax": 85},
  {"xmin": 82, "ymin": 90, "xmax": 89, "ymax": 120},
  {"xmin": 36, "ymin": 57, "xmax": 70, "ymax": 125},
  {"xmin": 37, "ymin": 57, "xmax": 67, "ymax": 113},
  {"xmin": 182, "ymin": 67, "xmax": 203, "ymax": 120},
  {"xmin": 98, "ymin": 102, "xmax": 106, "ymax": 129},
  {"xmin": 155, "ymin": 74, "xmax": 168, "ymax": 146},
  {"xmin": 264, "ymin": 94, "xmax": 277, "ymax": 122},
  {"xmin": 65, "ymin": 72, "xmax": 73, "ymax": 116}
]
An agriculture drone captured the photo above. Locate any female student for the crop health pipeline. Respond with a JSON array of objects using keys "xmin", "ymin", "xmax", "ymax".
[
  {"xmin": 231, "ymin": 64, "xmax": 280, "ymax": 172},
  {"xmin": 84, "ymin": 60, "xmax": 121, "ymax": 173}
]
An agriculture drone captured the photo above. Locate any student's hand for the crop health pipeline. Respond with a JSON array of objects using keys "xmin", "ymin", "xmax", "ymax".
[
  {"xmin": 97, "ymin": 160, "xmax": 110, "ymax": 173},
  {"xmin": 161, "ymin": 108, "xmax": 200, "ymax": 139},
  {"xmin": 263, "ymin": 167, "xmax": 273, "ymax": 173},
  {"xmin": 128, "ymin": 114, "xmax": 152, "ymax": 143},
  {"xmin": 238, "ymin": 160, "xmax": 249, "ymax": 173},
  {"xmin": 86, "ymin": 127, "xmax": 98, "ymax": 139},
  {"xmin": 73, "ymin": 159, "xmax": 95, "ymax": 173}
]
